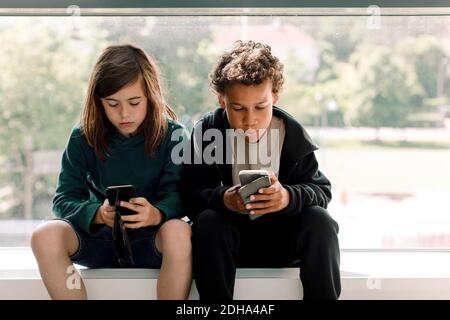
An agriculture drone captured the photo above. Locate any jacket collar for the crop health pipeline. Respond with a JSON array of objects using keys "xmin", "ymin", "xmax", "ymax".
[{"xmin": 205, "ymin": 106, "xmax": 319, "ymax": 184}]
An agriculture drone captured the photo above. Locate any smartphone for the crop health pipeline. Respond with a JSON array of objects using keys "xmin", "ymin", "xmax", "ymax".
[
  {"xmin": 238, "ymin": 170, "xmax": 271, "ymax": 205},
  {"xmin": 105, "ymin": 184, "xmax": 137, "ymax": 216}
]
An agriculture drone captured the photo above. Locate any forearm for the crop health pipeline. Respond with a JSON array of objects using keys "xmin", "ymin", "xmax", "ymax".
[
  {"xmin": 53, "ymin": 197, "xmax": 101, "ymax": 234},
  {"xmin": 278, "ymin": 183, "xmax": 331, "ymax": 216}
]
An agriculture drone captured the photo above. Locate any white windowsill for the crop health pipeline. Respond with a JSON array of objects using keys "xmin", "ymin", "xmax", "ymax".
[{"xmin": 1, "ymin": 248, "xmax": 450, "ymax": 300}]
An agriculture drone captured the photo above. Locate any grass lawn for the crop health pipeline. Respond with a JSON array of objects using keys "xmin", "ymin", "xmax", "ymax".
[{"xmin": 316, "ymin": 140, "xmax": 450, "ymax": 194}]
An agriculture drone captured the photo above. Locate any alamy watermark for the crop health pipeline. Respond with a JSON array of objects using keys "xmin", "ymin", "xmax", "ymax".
[
  {"xmin": 170, "ymin": 127, "xmax": 281, "ymax": 166},
  {"xmin": 66, "ymin": 265, "xmax": 81, "ymax": 290}
]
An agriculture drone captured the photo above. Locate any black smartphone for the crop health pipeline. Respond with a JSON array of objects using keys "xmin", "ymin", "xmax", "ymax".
[{"xmin": 105, "ymin": 184, "xmax": 137, "ymax": 216}]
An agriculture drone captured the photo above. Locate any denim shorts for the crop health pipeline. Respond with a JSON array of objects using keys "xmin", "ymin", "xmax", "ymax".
[{"xmin": 56, "ymin": 218, "xmax": 162, "ymax": 268}]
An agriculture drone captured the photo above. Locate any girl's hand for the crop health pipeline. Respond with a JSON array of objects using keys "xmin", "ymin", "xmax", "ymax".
[
  {"xmin": 93, "ymin": 199, "xmax": 115, "ymax": 228},
  {"xmin": 244, "ymin": 171, "xmax": 290, "ymax": 216},
  {"xmin": 119, "ymin": 197, "xmax": 163, "ymax": 228}
]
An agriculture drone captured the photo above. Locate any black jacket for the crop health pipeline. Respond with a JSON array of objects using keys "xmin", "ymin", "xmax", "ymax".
[{"xmin": 180, "ymin": 106, "xmax": 332, "ymax": 222}]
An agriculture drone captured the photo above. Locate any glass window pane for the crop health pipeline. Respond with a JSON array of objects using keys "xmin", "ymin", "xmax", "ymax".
[{"xmin": 0, "ymin": 10, "xmax": 449, "ymax": 249}]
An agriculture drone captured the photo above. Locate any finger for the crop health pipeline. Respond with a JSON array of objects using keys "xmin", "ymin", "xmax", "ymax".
[
  {"xmin": 104, "ymin": 217, "xmax": 115, "ymax": 226},
  {"xmin": 233, "ymin": 193, "xmax": 244, "ymax": 203},
  {"xmin": 129, "ymin": 197, "xmax": 148, "ymax": 206},
  {"xmin": 103, "ymin": 213, "xmax": 114, "ymax": 221},
  {"xmin": 230, "ymin": 184, "xmax": 242, "ymax": 192},
  {"xmin": 268, "ymin": 171, "xmax": 278, "ymax": 183},
  {"xmin": 249, "ymin": 206, "xmax": 277, "ymax": 215},
  {"xmin": 120, "ymin": 214, "xmax": 141, "ymax": 222},
  {"xmin": 258, "ymin": 184, "xmax": 279, "ymax": 194},
  {"xmin": 119, "ymin": 201, "xmax": 141, "ymax": 212},
  {"xmin": 237, "ymin": 199, "xmax": 246, "ymax": 210},
  {"xmin": 124, "ymin": 222, "xmax": 143, "ymax": 229},
  {"xmin": 245, "ymin": 201, "xmax": 272, "ymax": 210},
  {"xmin": 103, "ymin": 211, "xmax": 115, "ymax": 220},
  {"xmin": 104, "ymin": 205, "xmax": 115, "ymax": 212},
  {"xmin": 234, "ymin": 199, "xmax": 246, "ymax": 211},
  {"xmin": 248, "ymin": 194, "xmax": 272, "ymax": 202}
]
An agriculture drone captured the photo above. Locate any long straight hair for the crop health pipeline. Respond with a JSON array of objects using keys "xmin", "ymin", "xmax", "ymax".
[{"xmin": 81, "ymin": 44, "xmax": 177, "ymax": 160}]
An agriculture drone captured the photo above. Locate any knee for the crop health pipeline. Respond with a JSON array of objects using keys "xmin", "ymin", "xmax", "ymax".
[
  {"xmin": 301, "ymin": 206, "xmax": 339, "ymax": 235},
  {"xmin": 158, "ymin": 219, "xmax": 192, "ymax": 257},
  {"xmin": 30, "ymin": 220, "xmax": 69, "ymax": 255}
]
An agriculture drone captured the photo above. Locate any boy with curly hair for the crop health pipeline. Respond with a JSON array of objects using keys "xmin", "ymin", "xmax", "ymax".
[{"xmin": 181, "ymin": 40, "xmax": 341, "ymax": 300}]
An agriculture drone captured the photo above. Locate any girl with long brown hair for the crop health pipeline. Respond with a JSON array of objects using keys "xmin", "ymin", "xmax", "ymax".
[{"xmin": 31, "ymin": 44, "xmax": 192, "ymax": 300}]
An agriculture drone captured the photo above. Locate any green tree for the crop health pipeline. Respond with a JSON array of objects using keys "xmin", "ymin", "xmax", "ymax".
[
  {"xmin": 100, "ymin": 17, "xmax": 216, "ymax": 130},
  {"xmin": 281, "ymin": 18, "xmax": 364, "ymax": 127},
  {"xmin": 397, "ymin": 36, "xmax": 449, "ymax": 109},
  {"xmin": 0, "ymin": 18, "xmax": 106, "ymax": 219},
  {"xmin": 347, "ymin": 44, "xmax": 424, "ymax": 128}
]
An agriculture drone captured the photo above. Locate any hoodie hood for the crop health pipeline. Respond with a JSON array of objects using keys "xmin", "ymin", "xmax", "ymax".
[{"xmin": 107, "ymin": 128, "xmax": 146, "ymax": 151}]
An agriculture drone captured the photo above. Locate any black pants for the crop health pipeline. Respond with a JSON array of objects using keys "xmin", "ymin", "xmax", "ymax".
[{"xmin": 192, "ymin": 206, "xmax": 341, "ymax": 300}]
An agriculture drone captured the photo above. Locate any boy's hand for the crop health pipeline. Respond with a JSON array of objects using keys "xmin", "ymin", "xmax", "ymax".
[
  {"xmin": 93, "ymin": 199, "xmax": 115, "ymax": 228},
  {"xmin": 223, "ymin": 185, "xmax": 246, "ymax": 212},
  {"xmin": 118, "ymin": 197, "xmax": 163, "ymax": 228},
  {"xmin": 245, "ymin": 171, "xmax": 290, "ymax": 216}
]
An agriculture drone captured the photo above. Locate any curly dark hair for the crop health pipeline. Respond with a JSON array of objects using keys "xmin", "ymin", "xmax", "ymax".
[{"xmin": 209, "ymin": 40, "xmax": 284, "ymax": 94}]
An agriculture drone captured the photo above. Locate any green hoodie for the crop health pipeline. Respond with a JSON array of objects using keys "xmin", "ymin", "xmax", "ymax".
[{"xmin": 53, "ymin": 119, "xmax": 186, "ymax": 235}]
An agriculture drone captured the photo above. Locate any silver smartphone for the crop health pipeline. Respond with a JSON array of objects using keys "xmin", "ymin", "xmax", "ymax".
[{"xmin": 238, "ymin": 170, "xmax": 271, "ymax": 205}]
